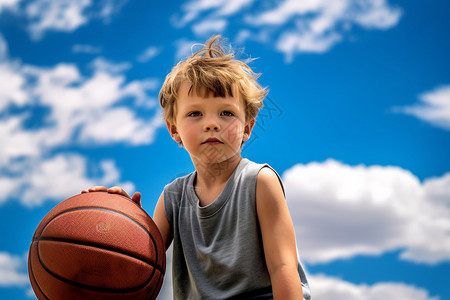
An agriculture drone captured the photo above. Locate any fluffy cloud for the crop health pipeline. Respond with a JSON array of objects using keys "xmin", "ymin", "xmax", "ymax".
[
  {"xmin": 309, "ymin": 274, "xmax": 438, "ymax": 300},
  {"xmin": 0, "ymin": 154, "xmax": 134, "ymax": 207},
  {"xmin": 79, "ymin": 107, "xmax": 162, "ymax": 145},
  {"xmin": 72, "ymin": 44, "xmax": 102, "ymax": 54},
  {"xmin": 17, "ymin": 155, "xmax": 133, "ymax": 207},
  {"xmin": 0, "ymin": 252, "xmax": 28, "ymax": 287},
  {"xmin": 0, "ymin": 34, "xmax": 7, "ymax": 60},
  {"xmin": 137, "ymin": 46, "xmax": 162, "ymax": 63},
  {"xmin": 174, "ymin": 38, "xmax": 198, "ymax": 61},
  {"xmin": 173, "ymin": 0, "xmax": 254, "ymax": 28},
  {"xmin": 0, "ymin": 115, "xmax": 42, "ymax": 166},
  {"xmin": 192, "ymin": 19, "xmax": 228, "ymax": 37},
  {"xmin": 0, "ymin": 38, "xmax": 162, "ymax": 206},
  {"xmin": 0, "ymin": 0, "xmax": 21, "ymax": 13},
  {"xmin": 96, "ymin": 0, "xmax": 129, "ymax": 23},
  {"xmin": 249, "ymin": 0, "xmax": 402, "ymax": 61},
  {"xmin": 0, "ymin": 64, "xmax": 27, "ymax": 110},
  {"xmin": 174, "ymin": 0, "xmax": 402, "ymax": 61},
  {"xmin": 26, "ymin": 0, "xmax": 92, "ymax": 40},
  {"xmin": 89, "ymin": 57, "xmax": 131, "ymax": 74},
  {"xmin": 17, "ymin": 60, "xmax": 161, "ymax": 152},
  {"xmin": 395, "ymin": 84, "xmax": 450, "ymax": 131},
  {"xmin": 22, "ymin": 0, "xmax": 129, "ymax": 40},
  {"xmin": 282, "ymin": 159, "xmax": 450, "ymax": 264}
]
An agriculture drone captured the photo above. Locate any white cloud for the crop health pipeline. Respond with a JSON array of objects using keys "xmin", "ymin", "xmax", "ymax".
[
  {"xmin": 121, "ymin": 78, "xmax": 160, "ymax": 108},
  {"xmin": 174, "ymin": 0, "xmax": 402, "ymax": 61},
  {"xmin": 173, "ymin": 0, "xmax": 254, "ymax": 27},
  {"xmin": 72, "ymin": 44, "xmax": 102, "ymax": 54},
  {"xmin": 248, "ymin": 0, "xmax": 402, "ymax": 61},
  {"xmin": 352, "ymin": 0, "xmax": 403, "ymax": 29},
  {"xmin": 0, "ymin": 154, "xmax": 135, "ymax": 207},
  {"xmin": 21, "ymin": 61, "xmax": 161, "ymax": 149},
  {"xmin": 0, "ymin": 64, "xmax": 28, "ymax": 110},
  {"xmin": 0, "ymin": 37, "xmax": 28, "ymax": 108},
  {"xmin": 246, "ymin": 0, "xmax": 323, "ymax": 26},
  {"xmin": 0, "ymin": 0, "xmax": 21, "ymax": 13},
  {"xmin": 309, "ymin": 274, "xmax": 438, "ymax": 300},
  {"xmin": 0, "ymin": 115, "xmax": 42, "ymax": 166},
  {"xmin": 282, "ymin": 159, "xmax": 450, "ymax": 264},
  {"xmin": 137, "ymin": 46, "xmax": 161, "ymax": 63},
  {"xmin": 89, "ymin": 57, "xmax": 131, "ymax": 74},
  {"xmin": 424, "ymin": 173, "xmax": 450, "ymax": 205},
  {"xmin": 0, "ymin": 252, "xmax": 28, "ymax": 287},
  {"xmin": 20, "ymin": 155, "xmax": 134, "ymax": 207},
  {"xmin": 26, "ymin": 0, "xmax": 92, "ymax": 40},
  {"xmin": 96, "ymin": 0, "xmax": 129, "ymax": 23},
  {"xmin": 79, "ymin": 107, "xmax": 162, "ymax": 145},
  {"xmin": 174, "ymin": 39, "xmax": 197, "ymax": 61},
  {"xmin": 394, "ymin": 84, "xmax": 450, "ymax": 131},
  {"xmin": 213, "ymin": 0, "xmax": 254, "ymax": 17},
  {"xmin": 192, "ymin": 18, "xmax": 227, "ymax": 36},
  {"xmin": 0, "ymin": 177, "xmax": 21, "ymax": 206},
  {"xmin": 0, "ymin": 54, "xmax": 162, "ymax": 206},
  {"xmin": 23, "ymin": 0, "xmax": 129, "ymax": 40},
  {"xmin": 0, "ymin": 34, "xmax": 8, "ymax": 60},
  {"xmin": 277, "ymin": 31, "xmax": 342, "ymax": 62}
]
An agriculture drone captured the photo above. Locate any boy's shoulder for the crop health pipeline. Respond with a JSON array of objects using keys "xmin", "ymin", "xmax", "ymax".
[
  {"xmin": 164, "ymin": 171, "xmax": 195, "ymax": 192},
  {"xmin": 233, "ymin": 158, "xmax": 278, "ymax": 187},
  {"xmin": 239, "ymin": 158, "xmax": 275, "ymax": 178}
]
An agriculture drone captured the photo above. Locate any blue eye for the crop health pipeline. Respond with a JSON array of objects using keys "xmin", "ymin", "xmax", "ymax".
[
  {"xmin": 187, "ymin": 111, "xmax": 202, "ymax": 117},
  {"xmin": 221, "ymin": 111, "xmax": 234, "ymax": 117}
]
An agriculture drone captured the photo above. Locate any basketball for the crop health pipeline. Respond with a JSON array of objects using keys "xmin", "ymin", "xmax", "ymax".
[{"xmin": 28, "ymin": 191, "xmax": 166, "ymax": 300}]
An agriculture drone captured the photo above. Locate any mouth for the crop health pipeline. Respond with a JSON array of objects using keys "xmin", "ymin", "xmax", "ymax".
[{"xmin": 202, "ymin": 137, "xmax": 223, "ymax": 145}]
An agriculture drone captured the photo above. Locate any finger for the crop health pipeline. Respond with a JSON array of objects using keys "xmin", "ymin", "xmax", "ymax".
[
  {"xmin": 107, "ymin": 186, "xmax": 131, "ymax": 199},
  {"xmin": 89, "ymin": 186, "xmax": 108, "ymax": 192},
  {"xmin": 132, "ymin": 192, "xmax": 141, "ymax": 206}
]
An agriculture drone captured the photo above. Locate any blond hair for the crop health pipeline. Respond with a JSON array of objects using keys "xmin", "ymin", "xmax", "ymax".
[{"xmin": 159, "ymin": 36, "xmax": 268, "ymax": 124}]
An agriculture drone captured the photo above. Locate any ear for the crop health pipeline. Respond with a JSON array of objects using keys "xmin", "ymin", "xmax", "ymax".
[
  {"xmin": 242, "ymin": 119, "xmax": 256, "ymax": 142},
  {"xmin": 166, "ymin": 121, "xmax": 182, "ymax": 143}
]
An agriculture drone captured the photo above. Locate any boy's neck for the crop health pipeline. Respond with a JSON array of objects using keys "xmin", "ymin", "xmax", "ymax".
[
  {"xmin": 192, "ymin": 155, "xmax": 242, "ymax": 206},
  {"xmin": 194, "ymin": 155, "xmax": 242, "ymax": 187}
]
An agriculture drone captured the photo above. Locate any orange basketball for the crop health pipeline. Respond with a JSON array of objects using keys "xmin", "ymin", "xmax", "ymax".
[{"xmin": 28, "ymin": 191, "xmax": 165, "ymax": 300}]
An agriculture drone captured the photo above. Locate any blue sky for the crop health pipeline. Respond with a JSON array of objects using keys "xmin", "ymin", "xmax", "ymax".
[{"xmin": 0, "ymin": 0, "xmax": 449, "ymax": 299}]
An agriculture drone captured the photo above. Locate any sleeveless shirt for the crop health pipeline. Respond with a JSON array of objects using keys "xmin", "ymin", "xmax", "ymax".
[{"xmin": 164, "ymin": 158, "xmax": 311, "ymax": 299}]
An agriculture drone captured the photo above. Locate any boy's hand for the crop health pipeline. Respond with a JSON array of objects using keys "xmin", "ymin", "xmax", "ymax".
[{"xmin": 81, "ymin": 186, "xmax": 142, "ymax": 206}]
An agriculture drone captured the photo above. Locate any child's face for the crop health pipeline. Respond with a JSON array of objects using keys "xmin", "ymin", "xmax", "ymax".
[{"xmin": 167, "ymin": 82, "xmax": 254, "ymax": 165}]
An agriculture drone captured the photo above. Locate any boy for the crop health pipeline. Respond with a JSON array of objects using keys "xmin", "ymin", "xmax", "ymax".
[{"xmin": 83, "ymin": 36, "xmax": 310, "ymax": 299}]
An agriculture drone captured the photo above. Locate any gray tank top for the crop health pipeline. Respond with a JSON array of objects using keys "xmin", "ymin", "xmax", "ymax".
[{"xmin": 164, "ymin": 159, "xmax": 311, "ymax": 299}]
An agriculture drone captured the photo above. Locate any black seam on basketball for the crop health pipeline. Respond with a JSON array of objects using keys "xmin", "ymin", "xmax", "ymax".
[
  {"xmin": 36, "ymin": 237, "xmax": 164, "ymax": 274},
  {"xmin": 35, "ymin": 238, "xmax": 164, "ymax": 294},
  {"xmin": 35, "ymin": 206, "xmax": 164, "ymax": 294},
  {"xmin": 28, "ymin": 244, "xmax": 50, "ymax": 300},
  {"xmin": 149, "ymin": 269, "xmax": 165, "ymax": 300},
  {"xmin": 36, "ymin": 206, "xmax": 159, "ymax": 248}
]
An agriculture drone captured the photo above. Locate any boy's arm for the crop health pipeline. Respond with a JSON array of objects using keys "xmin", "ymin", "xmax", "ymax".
[
  {"xmin": 256, "ymin": 168, "xmax": 303, "ymax": 300},
  {"xmin": 153, "ymin": 192, "xmax": 173, "ymax": 250}
]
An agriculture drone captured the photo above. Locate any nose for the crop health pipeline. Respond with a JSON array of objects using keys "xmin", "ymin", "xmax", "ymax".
[{"xmin": 203, "ymin": 116, "xmax": 220, "ymax": 131}]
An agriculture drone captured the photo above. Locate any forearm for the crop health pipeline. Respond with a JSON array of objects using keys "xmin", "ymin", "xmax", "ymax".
[{"xmin": 271, "ymin": 264, "xmax": 303, "ymax": 300}]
